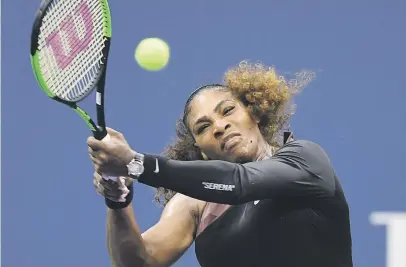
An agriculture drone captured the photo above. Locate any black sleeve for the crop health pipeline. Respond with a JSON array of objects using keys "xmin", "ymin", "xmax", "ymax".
[{"xmin": 137, "ymin": 140, "xmax": 336, "ymax": 204}]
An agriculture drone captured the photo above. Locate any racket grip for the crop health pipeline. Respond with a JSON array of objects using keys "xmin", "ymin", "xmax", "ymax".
[
  {"xmin": 101, "ymin": 133, "xmax": 119, "ymax": 182},
  {"xmin": 94, "ymin": 126, "xmax": 108, "ymax": 141}
]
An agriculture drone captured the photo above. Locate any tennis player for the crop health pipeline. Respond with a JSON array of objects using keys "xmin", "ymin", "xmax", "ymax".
[{"xmin": 87, "ymin": 61, "xmax": 353, "ymax": 267}]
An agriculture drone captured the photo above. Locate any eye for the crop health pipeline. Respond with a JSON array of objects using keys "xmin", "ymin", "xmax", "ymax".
[
  {"xmin": 197, "ymin": 124, "xmax": 209, "ymax": 134},
  {"xmin": 223, "ymin": 106, "xmax": 234, "ymax": 115}
]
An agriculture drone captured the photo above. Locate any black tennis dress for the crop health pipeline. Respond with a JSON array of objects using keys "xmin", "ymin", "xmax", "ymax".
[{"xmin": 138, "ymin": 139, "xmax": 353, "ymax": 267}]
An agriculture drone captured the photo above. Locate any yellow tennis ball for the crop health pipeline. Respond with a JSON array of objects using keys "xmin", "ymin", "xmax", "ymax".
[{"xmin": 135, "ymin": 38, "xmax": 170, "ymax": 71}]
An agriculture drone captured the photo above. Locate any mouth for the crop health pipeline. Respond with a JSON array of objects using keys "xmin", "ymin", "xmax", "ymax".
[{"xmin": 221, "ymin": 132, "xmax": 242, "ymax": 151}]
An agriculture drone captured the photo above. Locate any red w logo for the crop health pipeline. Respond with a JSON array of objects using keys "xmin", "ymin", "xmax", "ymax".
[{"xmin": 45, "ymin": 1, "xmax": 94, "ymax": 70}]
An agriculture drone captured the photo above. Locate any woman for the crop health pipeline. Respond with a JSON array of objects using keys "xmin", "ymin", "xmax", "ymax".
[{"xmin": 88, "ymin": 61, "xmax": 353, "ymax": 267}]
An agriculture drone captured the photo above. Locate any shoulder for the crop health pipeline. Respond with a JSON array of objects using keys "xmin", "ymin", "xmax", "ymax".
[
  {"xmin": 276, "ymin": 139, "xmax": 330, "ymax": 162},
  {"xmin": 278, "ymin": 139, "xmax": 325, "ymax": 151},
  {"xmin": 162, "ymin": 193, "xmax": 207, "ymax": 222},
  {"xmin": 275, "ymin": 139, "xmax": 336, "ymax": 190}
]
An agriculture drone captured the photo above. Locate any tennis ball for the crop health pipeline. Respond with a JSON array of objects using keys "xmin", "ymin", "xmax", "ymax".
[{"xmin": 135, "ymin": 38, "xmax": 170, "ymax": 71}]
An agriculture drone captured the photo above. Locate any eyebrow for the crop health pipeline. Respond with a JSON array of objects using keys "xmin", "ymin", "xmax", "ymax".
[{"xmin": 193, "ymin": 99, "xmax": 232, "ymax": 128}]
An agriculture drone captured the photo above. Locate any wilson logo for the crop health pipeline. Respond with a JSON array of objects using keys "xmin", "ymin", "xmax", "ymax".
[
  {"xmin": 202, "ymin": 182, "xmax": 235, "ymax": 191},
  {"xmin": 45, "ymin": 0, "xmax": 94, "ymax": 69}
]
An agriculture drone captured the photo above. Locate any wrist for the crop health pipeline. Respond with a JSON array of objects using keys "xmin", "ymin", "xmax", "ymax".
[
  {"xmin": 126, "ymin": 152, "xmax": 145, "ymax": 178},
  {"xmin": 105, "ymin": 182, "xmax": 134, "ymax": 210},
  {"xmin": 125, "ymin": 149, "xmax": 137, "ymax": 165}
]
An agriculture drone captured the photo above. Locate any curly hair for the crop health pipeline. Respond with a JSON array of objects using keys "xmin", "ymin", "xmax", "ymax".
[{"xmin": 153, "ymin": 61, "xmax": 315, "ymax": 207}]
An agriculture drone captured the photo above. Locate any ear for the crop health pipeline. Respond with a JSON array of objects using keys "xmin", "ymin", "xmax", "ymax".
[{"xmin": 247, "ymin": 106, "xmax": 261, "ymax": 124}]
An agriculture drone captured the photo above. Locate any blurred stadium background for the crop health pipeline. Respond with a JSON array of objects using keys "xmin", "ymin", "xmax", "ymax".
[{"xmin": 2, "ymin": 0, "xmax": 405, "ymax": 266}]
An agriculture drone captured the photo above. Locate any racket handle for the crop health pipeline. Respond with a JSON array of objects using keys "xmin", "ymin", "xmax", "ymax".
[
  {"xmin": 94, "ymin": 126, "xmax": 108, "ymax": 140},
  {"xmin": 101, "ymin": 133, "xmax": 119, "ymax": 182}
]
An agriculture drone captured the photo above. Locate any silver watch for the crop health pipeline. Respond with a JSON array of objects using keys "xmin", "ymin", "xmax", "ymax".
[{"xmin": 127, "ymin": 152, "xmax": 145, "ymax": 177}]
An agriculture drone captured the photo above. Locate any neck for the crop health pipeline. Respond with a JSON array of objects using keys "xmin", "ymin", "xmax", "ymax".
[{"xmin": 255, "ymin": 139, "xmax": 273, "ymax": 161}]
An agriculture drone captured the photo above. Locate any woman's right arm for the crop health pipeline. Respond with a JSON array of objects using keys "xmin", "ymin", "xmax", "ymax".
[{"xmin": 106, "ymin": 193, "xmax": 206, "ymax": 267}]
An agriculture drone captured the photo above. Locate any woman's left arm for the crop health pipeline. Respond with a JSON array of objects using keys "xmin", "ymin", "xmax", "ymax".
[{"xmin": 137, "ymin": 140, "xmax": 336, "ymax": 204}]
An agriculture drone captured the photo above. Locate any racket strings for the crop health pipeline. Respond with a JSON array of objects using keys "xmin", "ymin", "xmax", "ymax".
[
  {"xmin": 42, "ymin": 0, "xmax": 104, "ymax": 95},
  {"xmin": 37, "ymin": 0, "xmax": 107, "ymax": 102}
]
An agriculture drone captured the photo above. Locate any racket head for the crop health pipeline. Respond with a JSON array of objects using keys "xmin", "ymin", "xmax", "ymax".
[{"xmin": 30, "ymin": 0, "xmax": 112, "ymax": 104}]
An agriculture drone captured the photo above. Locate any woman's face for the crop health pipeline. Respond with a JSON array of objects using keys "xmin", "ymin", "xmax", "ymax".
[{"xmin": 186, "ymin": 89, "xmax": 264, "ymax": 163}]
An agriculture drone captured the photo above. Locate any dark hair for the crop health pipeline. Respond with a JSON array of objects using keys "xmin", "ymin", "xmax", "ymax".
[{"xmin": 153, "ymin": 61, "xmax": 315, "ymax": 207}]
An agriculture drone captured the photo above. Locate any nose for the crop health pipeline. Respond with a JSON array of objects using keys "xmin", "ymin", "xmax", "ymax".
[{"xmin": 213, "ymin": 120, "xmax": 231, "ymax": 139}]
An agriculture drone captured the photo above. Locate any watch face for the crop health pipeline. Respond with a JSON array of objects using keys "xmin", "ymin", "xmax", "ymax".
[{"xmin": 129, "ymin": 162, "xmax": 144, "ymax": 175}]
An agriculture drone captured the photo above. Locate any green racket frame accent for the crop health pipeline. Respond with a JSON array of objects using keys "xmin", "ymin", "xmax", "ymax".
[
  {"xmin": 30, "ymin": 52, "xmax": 55, "ymax": 98},
  {"xmin": 30, "ymin": 0, "xmax": 112, "ymax": 136},
  {"xmin": 100, "ymin": 0, "xmax": 112, "ymax": 38},
  {"xmin": 75, "ymin": 107, "xmax": 97, "ymax": 131}
]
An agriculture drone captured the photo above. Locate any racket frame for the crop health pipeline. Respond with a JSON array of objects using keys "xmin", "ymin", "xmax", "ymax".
[{"xmin": 30, "ymin": 0, "xmax": 112, "ymax": 140}]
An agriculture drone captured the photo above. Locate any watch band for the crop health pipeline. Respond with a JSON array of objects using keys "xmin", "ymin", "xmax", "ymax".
[{"xmin": 133, "ymin": 151, "xmax": 145, "ymax": 163}]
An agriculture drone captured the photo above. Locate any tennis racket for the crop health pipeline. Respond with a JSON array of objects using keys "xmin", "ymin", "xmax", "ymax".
[{"xmin": 30, "ymin": 0, "xmax": 118, "ymax": 181}]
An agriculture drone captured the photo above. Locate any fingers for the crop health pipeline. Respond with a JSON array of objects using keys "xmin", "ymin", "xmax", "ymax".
[
  {"xmin": 93, "ymin": 172, "xmax": 130, "ymax": 202},
  {"xmin": 87, "ymin": 136, "xmax": 106, "ymax": 151},
  {"xmin": 106, "ymin": 127, "xmax": 126, "ymax": 141},
  {"xmin": 94, "ymin": 182, "xmax": 122, "ymax": 202},
  {"xmin": 94, "ymin": 177, "xmax": 120, "ymax": 201},
  {"xmin": 106, "ymin": 127, "xmax": 121, "ymax": 136},
  {"xmin": 93, "ymin": 175, "xmax": 104, "ymax": 195},
  {"xmin": 94, "ymin": 172, "xmax": 119, "ymax": 192},
  {"xmin": 116, "ymin": 176, "xmax": 134, "ymax": 192},
  {"xmin": 124, "ymin": 177, "xmax": 133, "ymax": 187},
  {"xmin": 88, "ymin": 146, "xmax": 109, "ymax": 173},
  {"xmin": 88, "ymin": 149, "xmax": 107, "ymax": 164}
]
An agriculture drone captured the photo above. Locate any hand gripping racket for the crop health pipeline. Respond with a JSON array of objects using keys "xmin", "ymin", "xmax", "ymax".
[{"xmin": 30, "ymin": 0, "xmax": 118, "ymax": 181}]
